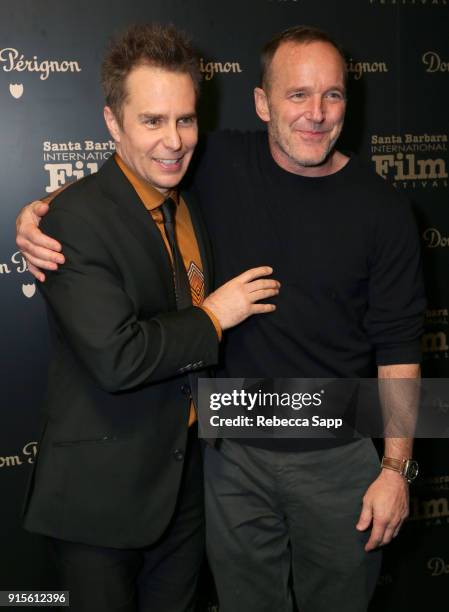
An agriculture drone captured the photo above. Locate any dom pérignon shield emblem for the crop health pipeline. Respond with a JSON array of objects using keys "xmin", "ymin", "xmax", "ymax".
[
  {"xmin": 9, "ymin": 83, "xmax": 24, "ymax": 99},
  {"xmin": 22, "ymin": 283, "xmax": 36, "ymax": 298}
]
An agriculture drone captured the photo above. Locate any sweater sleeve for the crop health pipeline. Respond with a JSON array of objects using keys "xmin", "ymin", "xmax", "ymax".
[{"xmin": 364, "ymin": 193, "xmax": 426, "ymax": 365}]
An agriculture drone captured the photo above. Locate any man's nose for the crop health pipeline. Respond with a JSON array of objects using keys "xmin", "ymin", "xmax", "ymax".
[
  {"xmin": 304, "ymin": 95, "xmax": 324, "ymax": 123},
  {"xmin": 162, "ymin": 123, "xmax": 182, "ymax": 150}
]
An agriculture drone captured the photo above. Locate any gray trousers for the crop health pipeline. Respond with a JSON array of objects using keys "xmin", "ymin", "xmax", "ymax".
[{"xmin": 204, "ymin": 439, "xmax": 382, "ymax": 612}]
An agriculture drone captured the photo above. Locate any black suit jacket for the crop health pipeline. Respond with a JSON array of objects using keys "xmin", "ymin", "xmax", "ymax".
[{"xmin": 23, "ymin": 157, "xmax": 219, "ymax": 548}]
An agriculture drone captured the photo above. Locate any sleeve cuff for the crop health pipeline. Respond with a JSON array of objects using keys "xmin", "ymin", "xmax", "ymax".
[
  {"xmin": 376, "ymin": 341, "xmax": 422, "ymax": 366},
  {"xmin": 199, "ymin": 305, "xmax": 222, "ymax": 342}
]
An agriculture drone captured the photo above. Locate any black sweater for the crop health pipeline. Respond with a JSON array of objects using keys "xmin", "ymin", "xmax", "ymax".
[
  {"xmin": 192, "ymin": 130, "xmax": 424, "ymax": 379},
  {"xmin": 190, "ymin": 131, "xmax": 425, "ymax": 449}
]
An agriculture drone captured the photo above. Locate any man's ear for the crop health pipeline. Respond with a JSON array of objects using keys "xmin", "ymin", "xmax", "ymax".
[
  {"xmin": 104, "ymin": 106, "xmax": 121, "ymax": 142},
  {"xmin": 254, "ymin": 87, "xmax": 270, "ymax": 123}
]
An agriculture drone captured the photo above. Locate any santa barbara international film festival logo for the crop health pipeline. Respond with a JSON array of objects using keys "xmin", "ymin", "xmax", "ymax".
[
  {"xmin": 370, "ymin": 133, "xmax": 448, "ymax": 189},
  {"xmin": 43, "ymin": 139, "xmax": 115, "ymax": 193},
  {"xmin": 0, "ymin": 441, "xmax": 37, "ymax": 469},
  {"xmin": 0, "ymin": 48, "xmax": 81, "ymax": 99},
  {"xmin": 421, "ymin": 307, "xmax": 449, "ymax": 361},
  {"xmin": 409, "ymin": 474, "xmax": 449, "ymax": 528},
  {"xmin": 0, "ymin": 250, "xmax": 36, "ymax": 299}
]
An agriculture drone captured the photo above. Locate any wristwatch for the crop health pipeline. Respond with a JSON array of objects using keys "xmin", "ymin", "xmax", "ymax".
[{"xmin": 381, "ymin": 456, "xmax": 419, "ymax": 483}]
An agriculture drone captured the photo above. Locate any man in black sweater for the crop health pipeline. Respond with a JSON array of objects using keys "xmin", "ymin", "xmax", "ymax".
[{"xmin": 16, "ymin": 26, "xmax": 424, "ymax": 612}]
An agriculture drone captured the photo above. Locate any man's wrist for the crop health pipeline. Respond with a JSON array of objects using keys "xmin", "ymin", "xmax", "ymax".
[
  {"xmin": 199, "ymin": 305, "xmax": 222, "ymax": 341},
  {"xmin": 381, "ymin": 456, "xmax": 419, "ymax": 483}
]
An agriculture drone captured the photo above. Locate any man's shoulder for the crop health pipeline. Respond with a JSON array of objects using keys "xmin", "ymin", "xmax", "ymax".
[
  {"xmin": 48, "ymin": 158, "xmax": 116, "ymax": 218},
  {"xmin": 50, "ymin": 172, "xmax": 98, "ymax": 207},
  {"xmin": 342, "ymin": 154, "xmax": 410, "ymax": 212}
]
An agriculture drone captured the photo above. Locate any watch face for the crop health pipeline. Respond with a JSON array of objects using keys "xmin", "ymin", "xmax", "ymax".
[{"xmin": 406, "ymin": 460, "xmax": 419, "ymax": 481}]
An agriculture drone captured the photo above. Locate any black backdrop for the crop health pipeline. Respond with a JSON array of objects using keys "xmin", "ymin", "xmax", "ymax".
[{"xmin": 1, "ymin": 0, "xmax": 448, "ymax": 609}]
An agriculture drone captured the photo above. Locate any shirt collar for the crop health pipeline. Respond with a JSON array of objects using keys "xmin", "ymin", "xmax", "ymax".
[{"xmin": 114, "ymin": 153, "xmax": 178, "ymax": 211}]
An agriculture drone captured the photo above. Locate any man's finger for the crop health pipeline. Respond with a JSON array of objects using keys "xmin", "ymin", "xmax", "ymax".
[
  {"xmin": 238, "ymin": 266, "xmax": 273, "ymax": 283},
  {"xmin": 20, "ymin": 230, "xmax": 64, "ymax": 255},
  {"xmin": 365, "ymin": 536, "xmax": 383, "ymax": 552},
  {"xmin": 27, "ymin": 263, "xmax": 47, "ymax": 283},
  {"xmin": 365, "ymin": 526, "xmax": 385, "ymax": 551},
  {"xmin": 249, "ymin": 288, "xmax": 279, "ymax": 302},
  {"xmin": 365, "ymin": 516, "xmax": 389, "ymax": 551},
  {"xmin": 19, "ymin": 241, "xmax": 65, "ymax": 264},
  {"xmin": 24, "ymin": 254, "xmax": 60, "ymax": 271},
  {"xmin": 356, "ymin": 504, "xmax": 373, "ymax": 532},
  {"xmin": 16, "ymin": 226, "xmax": 63, "ymax": 254},
  {"xmin": 15, "ymin": 201, "xmax": 49, "ymax": 231},
  {"xmin": 31, "ymin": 201, "xmax": 50, "ymax": 216},
  {"xmin": 251, "ymin": 303, "xmax": 276, "ymax": 314},
  {"xmin": 247, "ymin": 279, "xmax": 280, "ymax": 293},
  {"xmin": 380, "ymin": 524, "xmax": 398, "ymax": 546}
]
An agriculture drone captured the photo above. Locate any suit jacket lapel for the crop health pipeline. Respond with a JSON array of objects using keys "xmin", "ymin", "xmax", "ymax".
[
  {"xmin": 95, "ymin": 157, "xmax": 175, "ymax": 306},
  {"xmin": 95, "ymin": 158, "xmax": 214, "ymax": 301}
]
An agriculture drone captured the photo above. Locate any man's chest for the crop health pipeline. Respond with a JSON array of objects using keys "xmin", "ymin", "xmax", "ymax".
[{"xmin": 200, "ymin": 176, "xmax": 371, "ymax": 300}]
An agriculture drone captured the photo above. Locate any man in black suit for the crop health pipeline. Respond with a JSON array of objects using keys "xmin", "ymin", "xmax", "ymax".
[{"xmin": 20, "ymin": 24, "xmax": 279, "ymax": 612}]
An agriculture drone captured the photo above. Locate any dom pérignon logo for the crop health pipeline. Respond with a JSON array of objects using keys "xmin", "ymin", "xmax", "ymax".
[
  {"xmin": 199, "ymin": 58, "xmax": 243, "ymax": 81},
  {"xmin": 22, "ymin": 283, "xmax": 36, "ymax": 298},
  {"xmin": 422, "ymin": 51, "xmax": 449, "ymax": 73},
  {"xmin": 423, "ymin": 228, "xmax": 449, "ymax": 248},
  {"xmin": 346, "ymin": 58, "xmax": 388, "ymax": 80},
  {"xmin": 428, "ymin": 557, "xmax": 449, "ymax": 576},
  {"xmin": 9, "ymin": 83, "xmax": 23, "ymax": 98},
  {"xmin": 0, "ymin": 251, "xmax": 34, "ymax": 299},
  {"xmin": 0, "ymin": 441, "xmax": 37, "ymax": 469}
]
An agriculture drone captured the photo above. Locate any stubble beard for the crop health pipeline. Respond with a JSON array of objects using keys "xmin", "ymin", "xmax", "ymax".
[{"xmin": 269, "ymin": 119, "xmax": 342, "ymax": 169}]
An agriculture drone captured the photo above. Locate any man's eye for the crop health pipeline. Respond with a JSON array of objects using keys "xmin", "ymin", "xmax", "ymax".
[
  {"xmin": 178, "ymin": 116, "xmax": 196, "ymax": 126},
  {"xmin": 145, "ymin": 118, "xmax": 161, "ymax": 127},
  {"xmin": 326, "ymin": 91, "xmax": 344, "ymax": 100},
  {"xmin": 290, "ymin": 92, "xmax": 306, "ymax": 100}
]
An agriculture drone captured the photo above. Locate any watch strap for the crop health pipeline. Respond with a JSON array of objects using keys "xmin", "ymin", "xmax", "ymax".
[
  {"xmin": 381, "ymin": 456, "xmax": 407, "ymax": 474},
  {"xmin": 381, "ymin": 456, "xmax": 418, "ymax": 483}
]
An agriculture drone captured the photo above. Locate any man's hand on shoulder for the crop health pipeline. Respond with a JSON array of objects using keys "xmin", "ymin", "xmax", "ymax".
[
  {"xmin": 16, "ymin": 199, "xmax": 65, "ymax": 282},
  {"xmin": 356, "ymin": 468, "xmax": 409, "ymax": 551}
]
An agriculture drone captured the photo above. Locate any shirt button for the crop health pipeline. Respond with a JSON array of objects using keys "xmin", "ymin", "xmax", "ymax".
[
  {"xmin": 181, "ymin": 384, "xmax": 191, "ymax": 397},
  {"xmin": 173, "ymin": 449, "xmax": 184, "ymax": 462}
]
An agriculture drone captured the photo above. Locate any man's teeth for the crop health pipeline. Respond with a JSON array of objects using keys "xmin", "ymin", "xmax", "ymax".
[{"xmin": 157, "ymin": 158, "xmax": 180, "ymax": 165}]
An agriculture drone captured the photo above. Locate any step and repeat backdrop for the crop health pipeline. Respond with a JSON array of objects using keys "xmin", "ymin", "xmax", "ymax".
[{"xmin": 1, "ymin": 0, "xmax": 448, "ymax": 609}]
